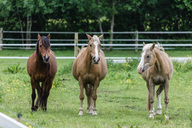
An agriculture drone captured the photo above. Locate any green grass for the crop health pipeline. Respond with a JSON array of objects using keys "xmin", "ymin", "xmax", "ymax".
[
  {"xmin": 0, "ymin": 50, "xmax": 191, "ymax": 127},
  {"xmin": 0, "ymin": 49, "xmax": 192, "ymax": 57}
]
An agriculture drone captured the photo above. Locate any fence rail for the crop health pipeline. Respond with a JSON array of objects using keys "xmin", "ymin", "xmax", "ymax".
[{"xmin": 1, "ymin": 29, "xmax": 192, "ymax": 54}]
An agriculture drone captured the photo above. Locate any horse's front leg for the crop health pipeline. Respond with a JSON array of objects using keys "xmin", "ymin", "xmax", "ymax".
[
  {"xmin": 92, "ymin": 77, "xmax": 100, "ymax": 116},
  {"xmin": 164, "ymin": 80, "xmax": 169, "ymax": 120},
  {"xmin": 31, "ymin": 78, "xmax": 40, "ymax": 111},
  {"xmin": 149, "ymin": 80, "xmax": 155, "ymax": 119},
  {"xmin": 85, "ymin": 84, "xmax": 93, "ymax": 114},
  {"xmin": 78, "ymin": 77, "xmax": 84, "ymax": 116},
  {"xmin": 42, "ymin": 79, "xmax": 52, "ymax": 111}
]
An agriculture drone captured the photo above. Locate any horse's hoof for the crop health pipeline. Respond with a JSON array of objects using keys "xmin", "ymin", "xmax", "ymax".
[
  {"xmin": 156, "ymin": 108, "xmax": 162, "ymax": 115},
  {"xmin": 149, "ymin": 114, "xmax": 154, "ymax": 119},
  {"xmin": 78, "ymin": 111, "xmax": 83, "ymax": 116},
  {"xmin": 92, "ymin": 111, "xmax": 97, "ymax": 116},
  {"xmin": 31, "ymin": 107, "xmax": 37, "ymax": 111},
  {"xmin": 165, "ymin": 115, "xmax": 169, "ymax": 120},
  {"xmin": 87, "ymin": 109, "xmax": 93, "ymax": 114}
]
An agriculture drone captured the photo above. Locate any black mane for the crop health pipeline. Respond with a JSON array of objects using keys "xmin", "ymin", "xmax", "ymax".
[{"xmin": 36, "ymin": 36, "xmax": 50, "ymax": 55}]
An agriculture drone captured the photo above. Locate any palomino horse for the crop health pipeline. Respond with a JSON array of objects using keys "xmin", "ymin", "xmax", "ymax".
[
  {"xmin": 27, "ymin": 34, "xmax": 57, "ymax": 111},
  {"xmin": 72, "ymin": 34, "xmax": 107, "ymax": 116},
  {"xmin": 137, "ymin": 43, "xmax": 173, "ymax": 119}
]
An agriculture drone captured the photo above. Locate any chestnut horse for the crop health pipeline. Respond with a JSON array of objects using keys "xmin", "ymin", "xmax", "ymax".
[
  {"xmin": 27, "ymin": 34, "xmax": 57, "ymax": 111},
  {"xmin": 72, "ymin": 34, "xmax": 107, "ymax": 116},
  {"xmin": 137, "ymin": 43, "xmax": 173, "ymax": 120}
]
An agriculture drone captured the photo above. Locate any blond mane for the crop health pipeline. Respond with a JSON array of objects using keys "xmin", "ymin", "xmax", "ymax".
[{"xmin": 143, "ymin": 43, "xmax": 164, "ymax": 52}]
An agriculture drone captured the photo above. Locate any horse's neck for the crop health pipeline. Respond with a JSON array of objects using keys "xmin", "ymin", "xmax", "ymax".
[
  {"xmin": 154, "ymin": 49, "xmax": 163, "ymax": 72},
  {"xmin": 84, "ymin": 48, "xmax": 92, "ymax": 68},
  {"xmin": 35, "ymin": 53, "xmax": 44, "ymax": 64}
]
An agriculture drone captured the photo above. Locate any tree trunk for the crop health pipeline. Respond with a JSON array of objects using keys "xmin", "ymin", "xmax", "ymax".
[
  {"xmin": 97, "ymin": 0, "xmax": 105, "ymax": 49},
  {"xmin": 109, "ymin": 0, "xmax": 115, "ymax": 51},
  {"xmin": 17, "ymin": 7, "xmax": 24, "ymax": 45},
  {"xmin": 26, "ymin": 14, "xmax": 32, "ymax": 49}
]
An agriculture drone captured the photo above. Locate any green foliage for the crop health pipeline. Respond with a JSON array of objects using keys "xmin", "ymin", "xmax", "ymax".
[
  {"xmin": 52, "ymin": 78, "xmax": 62, "ymax": 88},
  {"xmin": 173, "ymin": 60, "xmax": 192, "ymax": 72},
  {"xmin": 58, "ymin": 62, "xmax": 73, "ymax": 75},
  {"xmin": 107, "ymin": 59, "xmax": 140, "ymax": 72},
  {"xmin": 7, "ymin": 63, "xmax": 25, "ymax": 74},
  {"xmin": 189, "ymin": 110, "xmax": 192, "ymax": 126},
  {"xmin": 0, "ymin": 86, "xmax": 3, "ymax": 103}
]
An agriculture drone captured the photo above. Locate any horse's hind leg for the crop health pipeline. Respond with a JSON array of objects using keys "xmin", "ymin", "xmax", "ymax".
[
  {"xmin": 85, "ymin": 84, "xmax": 93, "ymax": 114},
  {"xmin": 156, "ymin": 85, "xmax": 164, "ymax": 115},
  {"xmin": 164, "ymin": 80, "xmax": 169, "ymax": 120}
]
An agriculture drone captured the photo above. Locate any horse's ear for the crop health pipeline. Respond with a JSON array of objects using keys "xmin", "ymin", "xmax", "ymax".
[
  {"xmin": 86, "ymin": 33, "xmax": 92, "ymax": 40},
  {"xmin": 47, "ymin": 33, "xmax": 50, "ymax": 39},
  {"xmin": 150, "ymin": 43, "xmax": 155, "ymax": 51},
  {"xmin": 38, "ymin": 34, "xmax": 41, "ymax": 40},
  {"xmin": 143, "ymin": 42, "xmax": 145, "ymax": 46},
  {"xmin": 99, "ymin": 34, "xmax": 103, "ymax": 40}
]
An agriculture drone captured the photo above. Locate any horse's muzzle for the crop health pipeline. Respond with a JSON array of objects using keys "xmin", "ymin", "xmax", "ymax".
[
  {"xmin": 43, "ymin": 56, "xmax": 50, "ymax": 63},
  {"xmin": 93, "ymin": 56, "xmax": 100, "ymax": 64},
  {"xmin": 137, "ymin": 67, "xmax": 143, "ymax": 74}
]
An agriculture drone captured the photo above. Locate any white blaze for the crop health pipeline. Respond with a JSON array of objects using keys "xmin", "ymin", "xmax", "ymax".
[
  {"xmin": 137, "ymin": 51, "xmax": 146, "ymax": 70},
  {"xmin": 94, "ymin": 41, "xmax": 99, "ymax": 58},
  {"xmin": 93, "ymin": 35, "xmax": 100, "ymax": 59},
  {"xmin": 137, "ymin": 44, "xmax": 154, "ymax": 70}
]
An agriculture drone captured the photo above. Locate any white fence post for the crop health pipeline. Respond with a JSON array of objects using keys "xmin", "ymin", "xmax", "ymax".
[
  {"xmin": 135, "ymin": 31, "xmax": 138, "ymax": 53},
  {"xmin": 0, "ymin": 28, "xmax": 3, "ymax": 50}
]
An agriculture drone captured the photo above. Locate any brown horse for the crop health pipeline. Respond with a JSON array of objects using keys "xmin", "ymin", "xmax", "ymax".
[
  {"xmin": 27, "ymin": 34, "xmax": 57, "ymax": 111},
  {"xmin": 72, "ymin": 34, "xmax": 107, "ymax": 116},
  {"xmin": 137, "ymin": 43, "xmax": 173, "ymax": 120}
]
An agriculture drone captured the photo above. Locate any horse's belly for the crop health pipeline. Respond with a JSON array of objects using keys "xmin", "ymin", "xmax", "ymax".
[
  {"xmin": 153, "ymin": 75, "xmax": 165, "ymax": 85},
  {"xmin": 34, "ymin": 73, "xmax": 47, "ymax": 82},
  {"xmin": 82, "ymin": 74, "xmax": 97, "ymax": 85}
]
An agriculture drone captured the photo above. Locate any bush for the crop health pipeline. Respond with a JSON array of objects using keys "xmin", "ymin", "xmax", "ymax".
[
  {"xmin": 7, "ymin": 63, "xmax": 25, "ymax": 74},
  {"xmin": 173, "ymin": 60, "xmax": 192, "ymax": 72},
  {"xmin": 0, "ymin": 86, "xmax": 3, "ymax": 103},
  {"xmin": 107, "ymin": 59, "xmax": 140, "ymax": 71},
  {"xmin": 58, "ymin": 62, "xmax": 73, "ymax": 75}
]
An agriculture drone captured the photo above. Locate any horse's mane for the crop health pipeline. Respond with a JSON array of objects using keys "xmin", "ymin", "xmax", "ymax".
[
  {"xmin": 156, "ymin": 43, "xmax": 164, "ymax": 51},
  {"xmin": 36, "ymin": 36, "xmax": 50, "ymax": 55},
  {"xmin": 143, "ymin": 43, "xmax": 164, "ymax": 52}
]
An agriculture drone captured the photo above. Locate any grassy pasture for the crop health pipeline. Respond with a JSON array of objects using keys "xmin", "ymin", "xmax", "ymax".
[{"xmin": 0, "ymin": 50, "xmax": 192, "ymax": 128}]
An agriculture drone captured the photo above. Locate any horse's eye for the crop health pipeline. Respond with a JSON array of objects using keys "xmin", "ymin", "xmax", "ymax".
[
  {"xmin": 40, "ymin": 45, "xmax": 42, "ymax": 48},
  {"xmin": 147, "ymin": 55, "xmax": 150, "ymax": 58},
  {"xmin": 90, "ymin": 44, "xmax": 92, "ymax": 47}
]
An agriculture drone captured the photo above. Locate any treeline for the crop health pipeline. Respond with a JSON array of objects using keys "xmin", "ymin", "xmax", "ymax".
[{"xmin": 0, "ymin": 0, "xmax": 192, "ymax": 44}]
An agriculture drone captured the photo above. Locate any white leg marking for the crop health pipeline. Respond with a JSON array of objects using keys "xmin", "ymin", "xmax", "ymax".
[{"xmin": 157, "ymin": 94, "xmax": 162, "ymax": 115}]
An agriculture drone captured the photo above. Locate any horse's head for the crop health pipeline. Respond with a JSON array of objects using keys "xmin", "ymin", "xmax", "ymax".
[
  {"xmin": 137, "ymin": 43, "xmax": 156, "ymax": 74},
  {"xmin": 86, "ymin": 34, "xmax": 103, "ymax": 64},
  {"xmin": 36, "ymin": 34, "xmax": 51, "ymax": 63}
]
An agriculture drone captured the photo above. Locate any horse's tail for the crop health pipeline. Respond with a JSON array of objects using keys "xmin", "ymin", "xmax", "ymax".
[{"xmin": 147, "ymin": 91, "xmax": 150, "ymax": 111}]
